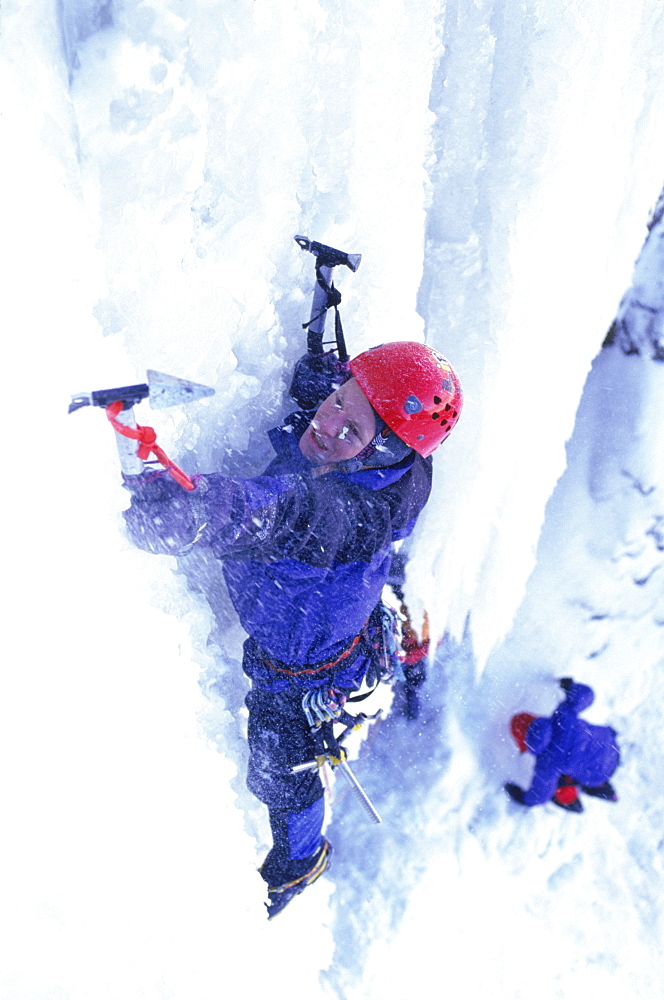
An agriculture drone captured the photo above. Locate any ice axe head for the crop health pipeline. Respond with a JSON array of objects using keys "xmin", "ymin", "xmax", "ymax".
[
  {"xmin": 68, "ymin": 370, "xmax": 215, "ymax": 414},
  {"xmin": 144, "ymin": 370, "xmax": 215, "ymax": 409},
  {"xmin": 294, "ymin": 235, "xmax": 361, "ymax": 273}
]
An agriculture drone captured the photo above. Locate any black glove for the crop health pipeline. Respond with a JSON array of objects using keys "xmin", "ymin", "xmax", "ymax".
[
  {"xmin": 122, "ymin": 471, "xmax": 201, "ymax": 556},
  {"xmin": 559, "ymin": 676, "xmax": 574, "ymax": 691},
  {"xmin": 122, "ymin": 470, "xmax": 185, "ymax": 501},
  {"xmin": 289, "ymin": 352, "xmax": 348, "ymax": 411},
  {"xmin": 504, "ymin": 783, "xmax": 526, "ymax": 805}
]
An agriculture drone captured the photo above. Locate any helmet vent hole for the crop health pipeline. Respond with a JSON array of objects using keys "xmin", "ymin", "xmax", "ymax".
[
  {"xmin": 432, "ymin": 412, "xmax": 439, "ymax": 420},
  {"xmin": 433, "ymin": 396, "xmax": 442, "ymax": 405}
]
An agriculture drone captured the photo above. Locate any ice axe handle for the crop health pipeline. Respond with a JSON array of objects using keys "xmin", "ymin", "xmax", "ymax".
[
  {"xmin": 291, "ymin": 755, "xmax": 382, "ymax": 824},
  {"xmin": 111, "ymin": 406, "xmax": 145, "ymax": 476},
  {"xmin": 337, "ymin": 759, "xmax": 382, "ymax": 824},
  {"xmin": 306, "ymin": 262, "xmax": 334, "ymax": 353}
]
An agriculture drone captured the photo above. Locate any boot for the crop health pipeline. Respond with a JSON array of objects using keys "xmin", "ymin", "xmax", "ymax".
[
  {"xmin": 580, "ymin": 781, "xmax": 618, "ymax": 801},
  {"xmin": 263, "ymin": 839, "xmax": 332, "ymax": 919}
]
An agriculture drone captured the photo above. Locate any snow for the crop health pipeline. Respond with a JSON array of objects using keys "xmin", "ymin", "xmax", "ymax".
[{"xmin": 2, "ymin": 1, "xmax": 664, "ymax": 997}]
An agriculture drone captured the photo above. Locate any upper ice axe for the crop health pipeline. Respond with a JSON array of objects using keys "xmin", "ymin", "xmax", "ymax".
[
  {"xmin": 69, "ymin": 369, "xmax": 215, "ymax": 477},
  {"xmin": 294, "ymin": 236, "xmax": 361, "ymax": 273},
  {"xmin": 295, "ymin": 236, "xmax": 361, "ymax": 355}
]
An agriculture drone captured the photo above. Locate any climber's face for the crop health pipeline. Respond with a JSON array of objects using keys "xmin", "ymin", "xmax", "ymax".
[{"xmin": 299, "ymin": 378, "xmax": 377, "ymax": 467}]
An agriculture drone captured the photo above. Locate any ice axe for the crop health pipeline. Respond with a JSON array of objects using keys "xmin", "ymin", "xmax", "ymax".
[
  {"xmin": 292, "ymin": 753, "xmax": 382, "ymax": 825},
  {"xmin": 294, "ymin": 236, "xmax": 361, "ymax": 273},
  {"xmin": 292, "ymin": 712, "xmax": 383, "ymax": 825},
  {"xmin": 69, "ymin": 369, "xmax": 214, "ymax": 487},
  {"xmin": 294, "ymin": 235, "xmax": 361, "ymax": 361}
]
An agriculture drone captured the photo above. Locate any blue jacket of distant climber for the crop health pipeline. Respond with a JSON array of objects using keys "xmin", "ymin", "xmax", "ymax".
[
  {"xmin": 122, "ymin": 389, "xmax": 432, "ymax": 693},
  {"xmin": 520, "ymin": 682, "xmax": 620, "ymax": 806}
]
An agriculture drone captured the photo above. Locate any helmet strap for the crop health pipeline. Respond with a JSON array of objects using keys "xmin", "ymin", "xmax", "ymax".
[{"xmin": 337, "ymin": 414, "xmax": 413, "ymax": 473}]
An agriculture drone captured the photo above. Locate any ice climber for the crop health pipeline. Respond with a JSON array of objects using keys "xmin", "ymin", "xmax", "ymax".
[
  {"xmin": 121, "ymin": 239, "xmax": 463, "ymax": 917},
  {"xmin": 505, "ymin": 678, "xmax": 620, "ymax": 813}
]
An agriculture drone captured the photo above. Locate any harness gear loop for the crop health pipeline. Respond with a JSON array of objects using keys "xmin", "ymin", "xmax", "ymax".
[{"xmin": 106, "ymin": 401, "xmax": 196, "ymax": 491}]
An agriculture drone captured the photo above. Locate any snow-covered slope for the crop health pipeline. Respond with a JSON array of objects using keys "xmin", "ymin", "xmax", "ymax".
[{"xmin": 2, "ymin": 1, "xmax": 663, "ymax": 998}]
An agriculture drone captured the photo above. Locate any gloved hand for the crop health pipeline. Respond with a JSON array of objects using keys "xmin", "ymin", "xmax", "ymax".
[
  {"xmin": 123, "ymin": 470, "xmax": 174, "ymax": 500},
  {"xmin": 504, "ymin": 783, "xmax": 526, "ymax": 805},
  {"xmin": 122, "ymin": 471, "xmax": 202, "ymax": 556},
  {"xmin": 559, "ymin": 677, "xmax": 574, "ymax": 691},
  {"xmin": 302, "ymin": 687, "xmax": 347, "ymax": 728},
  {"xmin": 289, "ymin": 351, "xmax": 349, "ymax": 411}
]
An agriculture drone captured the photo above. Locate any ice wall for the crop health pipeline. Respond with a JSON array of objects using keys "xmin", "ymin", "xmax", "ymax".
[
  {"xmin": 411, "ymin": 0, "xmax": 664, "ymax": 668},
  {"xmin": 339, "ymin": 201, "xmax": 664, "ymax": 1000}
]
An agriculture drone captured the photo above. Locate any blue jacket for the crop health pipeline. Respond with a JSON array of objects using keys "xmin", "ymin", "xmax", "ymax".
[
  {"xmin": 521, "ymin": 682, "xmax": 620, "ymax": 805},
  {"xmin": 123, "ymin": 408, "xmax": 432, "ymax": 692}
]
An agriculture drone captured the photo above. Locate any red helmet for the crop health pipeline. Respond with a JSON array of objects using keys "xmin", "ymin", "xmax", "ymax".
[
  {"xmin": 349, "ymin": 342, "xmax": 463, "ymax": 457},
  {"xmin": 510, "ymin": 713, "xmax": 538, "ymax": 754}
]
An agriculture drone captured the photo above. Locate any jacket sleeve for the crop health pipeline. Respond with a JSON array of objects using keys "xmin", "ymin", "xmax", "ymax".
[
  {"xmin": 522, "ymin": 754, "xmax": 562, "ymax": 806},
  {"xmin": 562, "ymin": 681, "xmax": 595, "ymax": 714},
  {"xmin": 122, "ymin": 472, "xmax": 221, "ymax": 555},
  {"xmin": 122, "ymin": 469, "xmax": 393, "ymax": 567}
]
